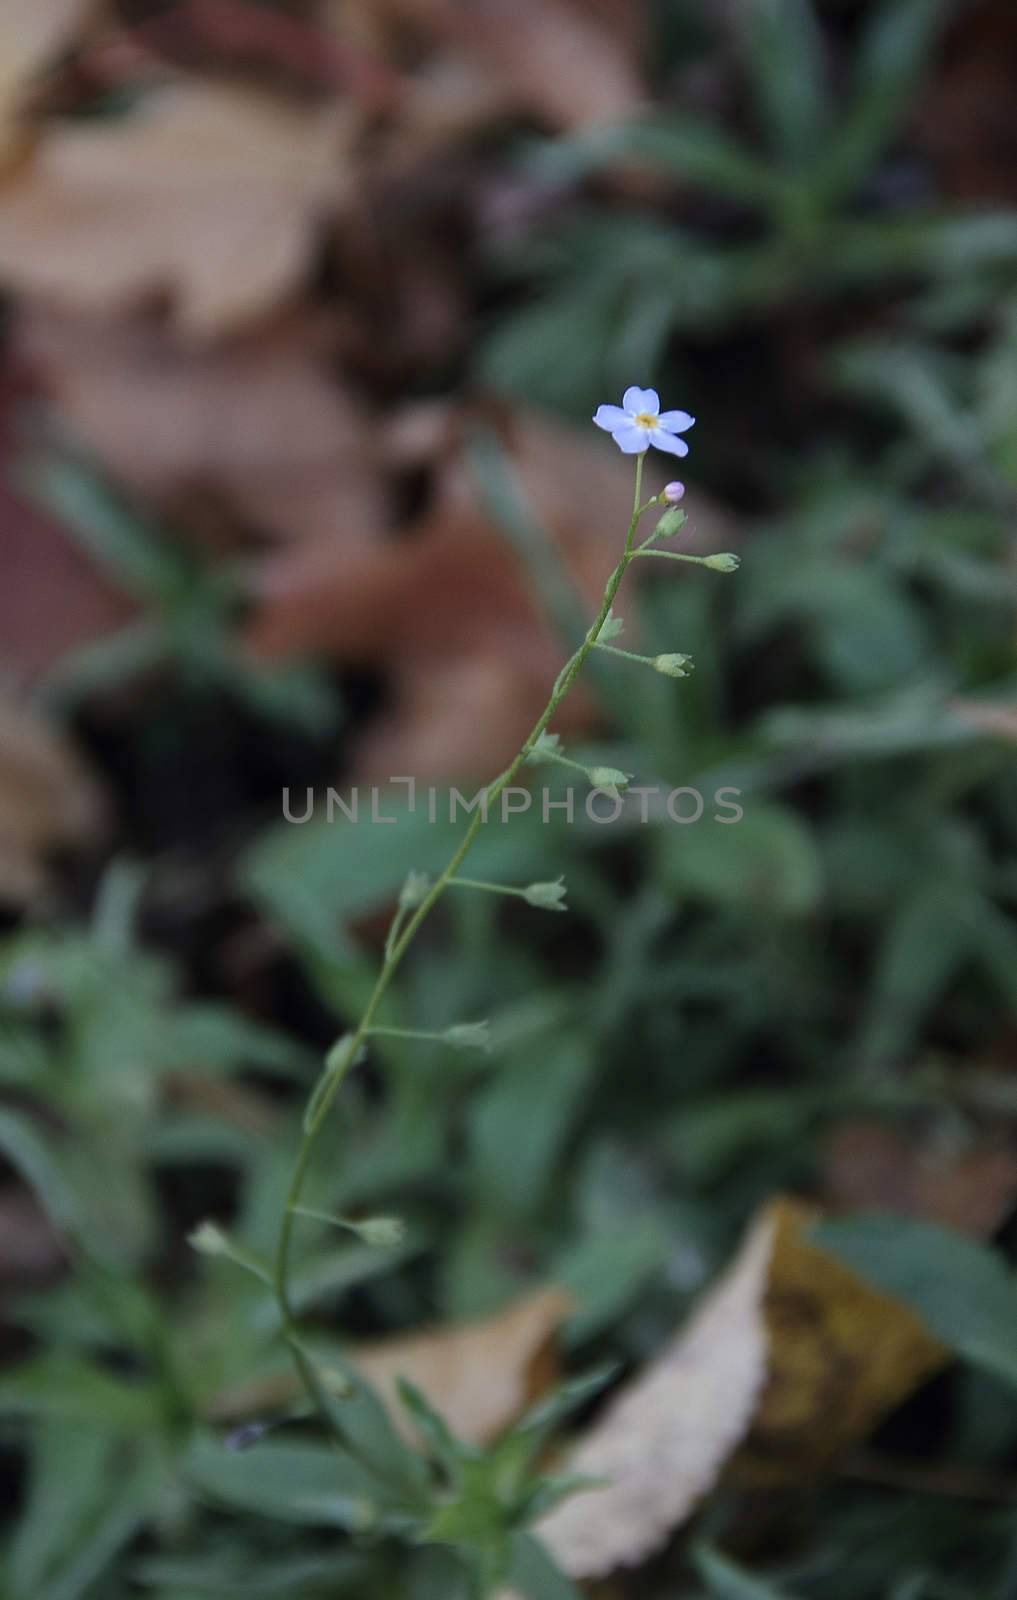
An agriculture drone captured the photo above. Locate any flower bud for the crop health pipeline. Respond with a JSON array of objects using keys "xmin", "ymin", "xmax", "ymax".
[
  {"xmin": 399, "ymin": 869, "xmax": 430, "ymax": 910},
  {"xmin": 662, "ymin": 481, "xmax": 685, "ymax": 504},
  {"xmin": 189, "ymin": 1221, "xmax": 230, "ymax": 1257},
  {"xmin": 702, "ymin": 552, "xmax": 740, "ymax": 573},
  {"xmin": 653, "ymin": 507, "xmax": 687, "ymax": 539},
  {"xmin": 522, "ymin": 877, "xmax": 568, "ymax": 912},
  {"xmin": 588, "ymin": 766, "xmax": 631, "ymax": 795},
  {"xmin": 325, "ymin": 1032, "xmax": 362, "ymax": 1074},
  {"xmin": 350, "ymin": 1215, "xmax": 406, "ymax": 1248},
  {"xmin": 653, "ymin": 654, "xmax": 694, "ymax": 678},
  {"xmin": 444, "ymin": 1020, "xmax": 492, "ymax": 1052}
]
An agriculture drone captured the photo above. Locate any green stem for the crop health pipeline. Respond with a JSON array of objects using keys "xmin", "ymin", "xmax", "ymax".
[
  {"xmin": 272, "ymin": 451, "xmax": 647, "ymax": 1430},
  {"xmin": 365, "ymin": 1025, "xmax": 451, "ymax": 1043},
  {"xmin": 536, "ymin": 747, "xmax": 596, "ymax": 779},
  {"xmin": 636, "ymin": 547, "xmax": 711, "ymax": 564},
  {"xmin": 449, "ymin": 877, "xmax": 533, "ymax": 899},
  {"xmin": 592, "ymin": 642, "xmax": 656, "ymax": 667}
]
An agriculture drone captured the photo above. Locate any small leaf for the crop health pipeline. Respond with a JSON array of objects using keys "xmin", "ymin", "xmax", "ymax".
[
  {"xmin": 185, "ymin": 1434, "xmax": 386, "ymax": 1530},
  {"xmin": 397, "ymin": 1377, "xmax": 466, "ymax": 1478},
  {"xmin": 812, "ymin": 1215, "xmax": 1017, "ymax": 1391},
  {"xmin": 503, "ymin": 1530, "xmax": 584, "ymax": 1600},
  {"xmin": 693, "ymin": 1542, "xmax": 797, "ymax": 1599}
]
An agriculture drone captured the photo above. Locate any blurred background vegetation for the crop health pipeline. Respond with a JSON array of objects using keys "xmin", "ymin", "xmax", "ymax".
[{"xmin": 2, "ymin": 1, "xmax": 1017, "ymax": 1596}]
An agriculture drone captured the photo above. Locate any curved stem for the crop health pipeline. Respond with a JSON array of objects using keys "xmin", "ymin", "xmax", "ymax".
[{"xmin": 273, "ymin": 452, "xmax": 647, "ymax": 1418}]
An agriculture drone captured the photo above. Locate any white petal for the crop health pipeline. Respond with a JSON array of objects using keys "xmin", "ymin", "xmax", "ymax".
[
  {"xmin": 612, "ymin": 424, "xmax": 651, "ymax": 454},
  {"xmin": 649, "ymin": 428, "xmax": 689, "ymax": 458},
  {"xmin": 622, "ymin": 387, "xmax": 660, "ymax": 415},
  {"xmin": 657, "ymin": 410, "xmax": 695, "ymax": 433},
  {"xmin": 594, "ymin": 405, "xmax": 631, "ymax": 432}
]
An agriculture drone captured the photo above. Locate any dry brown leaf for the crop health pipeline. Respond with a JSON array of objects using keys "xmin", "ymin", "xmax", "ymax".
[
  {"xmin": 824, "ymin": 1121, "xmax": 1017, "ymax": 1239},
  {"xmin": 736, "ymin": 1197, "xmax": 946, "ymax": 1483},
  {"xmin": 0, "ymin": 81, "xmax": 353, "ymax": 335},
  {"xmin": 0, "ymin": 695, "xmax": 106, "ymax": 903},
  {"xmin": 342, "ymin": 0, "xmax": 645, "ymax": 130},
  {"xmin": 0, "ymin": 0, "xmax": 94, "ymax": 166},
  {"xmin": 507, "ymin": 1195, "xmax": 952, "ymax": 1586},
  {"xmin": 16, "ymin": 304, "xmax": 384, "ymax": 547},
  {"xmin": 516, "ymin": 1210, "xmax": 776, "ymax": 1583},
  {"xmin": 354, "ymin": 1286, "xmax": 572, "ymax": 1446}
]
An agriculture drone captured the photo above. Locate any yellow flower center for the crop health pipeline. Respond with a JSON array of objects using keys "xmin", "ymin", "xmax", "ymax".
[{"xmin": 635, "ymin": 411, "xmax": 659, "ymax": 429}]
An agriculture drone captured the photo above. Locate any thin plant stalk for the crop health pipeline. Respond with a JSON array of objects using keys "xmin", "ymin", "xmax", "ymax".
[{"xmin": 273, "ymin": 455, "xmax": 649, "ymax": 1418}]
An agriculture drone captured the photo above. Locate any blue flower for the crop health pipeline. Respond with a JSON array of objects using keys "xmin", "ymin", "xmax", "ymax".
[{"xmin": 593, "ymin": 387, "xmax": 695, "ymax": 457}]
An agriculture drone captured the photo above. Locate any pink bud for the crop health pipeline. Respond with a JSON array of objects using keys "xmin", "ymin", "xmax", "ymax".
[{"xmin": 663, "ymin": 481, "xmax": 685, "ymax": 504}]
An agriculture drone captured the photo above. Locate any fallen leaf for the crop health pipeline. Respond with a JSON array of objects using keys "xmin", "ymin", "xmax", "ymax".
[
  {"xmin": 518, "ymin": 1210, "xmax": 775, "ymax": 1582},
  {"xmin": 510, "ymin": 1195, "xmax": 951, "ymax": 1585},
  {"xmin": 0, "ymin": 0, "xmax": 94, "ymax": 167},
  {"xmin": 735, "ymin": 1198, "xmax": 946, "ymax": 1483},
  {"xmin": 0, "ymin": 81, "xmax": 354, "ymax": 335},
  {"xmin": 15, "ymin": 304, "xmax": 384, "ymax": 548},
  {"xmin": 332, "ymin": 0, "xmax": 644, "ymax": 130},
  {"xmin": 0, "ymin": 694, "xmax": 106, "ymax": 903},
  {"xmin": 824, "ymin": 1121, "xmax": 1017, "ymax": 1240},
  {"xmin": 354, "ymin": 1286, "xmax": 572, "ymax": 1446}
]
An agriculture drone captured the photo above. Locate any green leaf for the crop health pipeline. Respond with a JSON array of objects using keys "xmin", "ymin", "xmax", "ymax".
[
  {"xmin": 818, "ymin": 0, "xmax": 952, "ymax": 202},
  {"xmin": 854, "ymin": 881, "xmax": 977, "ymax": 1066},
  {"xmin": 555, "ymin": 1223, "xmax": 671, "ymax": 1348},
  {"xmin": 536, "ymin": 118, "xmax": 786, "ymax": 211},
  {"xmin": 657, "ymin": 806, "xmax": 822, "ymax": 917},
  {"xmin": 734, "ymin": 0, "xmax": 829, "ymax": 169},
  {"xmin": 506, "ymin": 1532, "xmax": 583, "ymax": 1600},
  {"xmin": 0, "ymin": 1107, "xmax": 80, "ymax": 1240},
  {"xmin": 469, "ymin": 1034, "xmax": 595, "ymax": 1214},
  {"xmin": 397, "ymin": 1377, "xmax": 465, "ymax": 1478},
  {"xmin": 10, "ymin": 1425, "xmax": 125, "ymax": 1598},
  {"xmin": 0, "ymin": 1356, "xmax": 163, "ymax": 1430},
  {"xmin": 693, "ymin": 1541, "xmax": 797, "ymax": 1598},
  {"xmin": 813, "ymin": 1216, "xmax": 1017, "ymax": 1390},
  {"xmin": 26, "ymin": 455, "xmax": 189, "ymax": 600},
  {"xmin": 317, "ymin": 1354, "xmax": 430, "ymax": 1502},
  {"xmin": 185, "ymin": 1434, "xmax": 390, "ymax": 1530},
  {"xmin": 242, "ymin": 800, "xmax": 550, "ymax": 968},
  {"xmin": 166, "ymin": 1004, "xmax": 315, "ymax": 1080}
]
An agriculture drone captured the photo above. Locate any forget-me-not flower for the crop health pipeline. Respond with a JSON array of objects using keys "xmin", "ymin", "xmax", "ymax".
[{"xmin": 593, "ymin": 387, "xmax": 694, "ymax": 457}]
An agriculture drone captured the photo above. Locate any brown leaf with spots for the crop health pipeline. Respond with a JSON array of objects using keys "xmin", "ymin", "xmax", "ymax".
[{"xmin": 735, "ymin": 1198, "xmax": 946, "ymax": 1484}]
